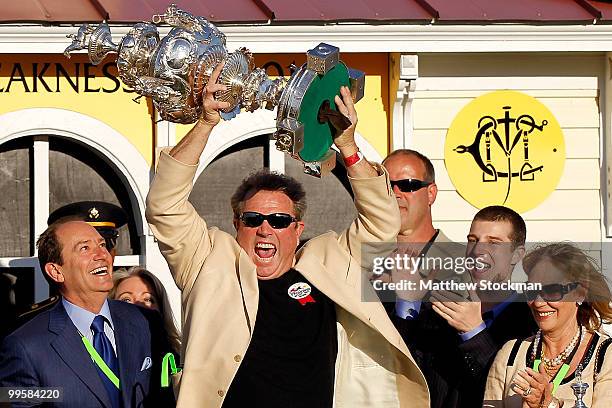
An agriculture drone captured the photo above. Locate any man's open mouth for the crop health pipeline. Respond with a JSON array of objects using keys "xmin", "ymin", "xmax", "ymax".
[{"xmin": 255, "ymin": 243, "xmax": 276, "ymax": 261}]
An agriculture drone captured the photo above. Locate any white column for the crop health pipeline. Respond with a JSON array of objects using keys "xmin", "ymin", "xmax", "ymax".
[
  {"xmin": 391, "ymin": 54, "xmax": 418, "ymax": 151},
  {"xmin": 155, "ymin": 111, "xmax": 175, "ymax": 148},
  {"xmin": 602, "ymin": 53, "xmax": 612, "ymax": 336},
  {"xmin": 150, "ymin": 110, "xmax": 181, "ymax": 324},
  {"xmin": 32, "ymin": 136, "xmax": 49, "ymax": 301},
  {"xmin": 605, "ymin": 52, "xmax": 612, "ymax": 237},
  {"xmin": 268, "ymin": 137, "xmax": 286, "ymax": 173}
]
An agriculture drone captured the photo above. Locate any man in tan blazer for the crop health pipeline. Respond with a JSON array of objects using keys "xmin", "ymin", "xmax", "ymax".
[{"xmin": 146, "ymin": 65, "xmax": 429, "ymax": 407}]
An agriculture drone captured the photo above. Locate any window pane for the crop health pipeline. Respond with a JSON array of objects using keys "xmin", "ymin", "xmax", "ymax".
[
  {"xmin": 191, "ymin": 138, "xmax": 265, "ymax": 234},
  {"xmin": 49, "ymin": 138, "xmax": 138, "ymax": 255},
  {"xmin": 286, "ymin": 154, "xmax": 356, "ymax": 241},
  {"xmin": 0, "ymin": 139, "xmax": 31, "ymax": 257}
]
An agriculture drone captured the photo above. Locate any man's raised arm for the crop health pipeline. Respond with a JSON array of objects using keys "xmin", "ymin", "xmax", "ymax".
[
  {"xmin": 169, "ymin": 63, "xmax": 230, "ymax": 164},
  {"xmin": 334, "ymin": 86, "xmax": 400, "ymax": 256},
  {"xmin": 145, "ymin": 64, "xmax": 230, "ymax": 292},
  {"xmin": 334, "ymin": 86, "xmax": 377, "ymax": 179}
]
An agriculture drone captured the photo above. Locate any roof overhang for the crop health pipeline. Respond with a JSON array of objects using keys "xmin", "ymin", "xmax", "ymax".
[{"xmin": 2, "ymin": 23, "xmax": 612, "ymax": 54}]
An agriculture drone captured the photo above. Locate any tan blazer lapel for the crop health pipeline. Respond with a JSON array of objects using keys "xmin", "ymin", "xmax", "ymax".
[
  {"xmin": 357, "ymin": 279, "xmax": 413, "ymax": 358},
  {"xmin": 294, "ymin": 256, "xmax": 357, "ymax": 316},
  {"xmin": 237, "ymin": 249, "xmax": 259, "ymax": 333},
  {"xmin": 295, "ymin": 250, "xmax": 414, "ymax": 363}
]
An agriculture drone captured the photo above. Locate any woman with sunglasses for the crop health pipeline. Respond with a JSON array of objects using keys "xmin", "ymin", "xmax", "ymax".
[{"xmin": 484, "ymin": 243, "xmax": 612, "ymax": 408}]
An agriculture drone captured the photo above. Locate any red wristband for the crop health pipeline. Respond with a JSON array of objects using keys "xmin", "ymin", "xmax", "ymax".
[{"xmin": 343, "ymin": 151, "xmax": 363, "ymax": 167}]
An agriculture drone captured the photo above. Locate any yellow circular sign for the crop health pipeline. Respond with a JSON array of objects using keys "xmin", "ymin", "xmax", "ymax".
[{"xmin": 444, "ymin": 91, "xmax": 565, "ymax": 213}]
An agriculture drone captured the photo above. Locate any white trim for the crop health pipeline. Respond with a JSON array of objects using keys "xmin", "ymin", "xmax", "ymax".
[
  {"xmin": 194, "ymin": 109, "xmax": 382, "ymax": 178},
  {"xmin": 605, "ymin": 52, "xmax": 612, "ymax": 238},
  {"xmin": 155, "ymin": 110, "xmax": 175, "ymax": 148},
  {"xmin": 392, "ymin": 54, "xmax": 418, "ymax": 151},
  {"xmin": 32, "ymin": 137, "xmax": 50, "ymax": 301},
  {"xmin": 6, "ymin": 24, "xmax": 612, "ymax": 53},
  {"xmin": 268, "ymin": 137, "xmax": 285, "ymax": 173},
  {"xmin": 329, "ymin": 133, "xmax": 382, "ymax": 163},
  {"xmin": 114, "ymin": 255, "xmax": 143, "ymax": 267},
  {"xmin": 32, "ymin": 136, "xmax": 49, "ymax": 250},
  {"xmin": 354, "ymin": 132, "xmax": 382, "ymax": 162},
  {"xmin": 0, "ymin": 108, "xmax": 150, "ymax": 238}
]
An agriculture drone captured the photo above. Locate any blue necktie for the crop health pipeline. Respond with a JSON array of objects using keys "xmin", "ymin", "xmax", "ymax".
[{"xmin": 91, "ymin": 315, "xmax": 122, "ymax": 408}]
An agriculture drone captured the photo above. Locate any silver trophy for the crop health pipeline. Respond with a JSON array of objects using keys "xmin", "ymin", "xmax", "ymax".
[
  {"xmin": 571, "ymin": 364, "xmax": 589, "ymax": 408},
  {"xmin": 64, "ymin": 4, "xmax": 364, "ymax": 176}
]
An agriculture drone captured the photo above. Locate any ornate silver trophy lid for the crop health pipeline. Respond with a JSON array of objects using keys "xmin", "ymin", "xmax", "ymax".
[
  {"xmin": 64, "ymin": 4, "xmax": 364, "ymax": 176},
  {"xmin": 571, "ymin": 364, "xmax": 589, "ymax": 408}
]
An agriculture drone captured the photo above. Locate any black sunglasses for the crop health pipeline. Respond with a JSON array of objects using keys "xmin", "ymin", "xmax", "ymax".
[
  {"xmin": 239, "ymin": 212, "xmax": 298, "ymax": 229},
  {"xmin": 390, "ymin": 178, "xmax": 432, "ymax": 193},
  {"xmin": 525, "ymin": 282, "xmax": 580, "ymax": 302}
]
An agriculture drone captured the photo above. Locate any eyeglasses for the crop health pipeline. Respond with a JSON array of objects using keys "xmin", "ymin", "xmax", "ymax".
[
  {"xmin": 239, "ymin": 212, "xmax": 298, "ymax": 229},
  {"xmin": 525, "ymin": 282, "xmax": 580, "ymax": 302},
  {"xmin": 390, "ymin": 178, "xmax": 432, "ymax": 193}
]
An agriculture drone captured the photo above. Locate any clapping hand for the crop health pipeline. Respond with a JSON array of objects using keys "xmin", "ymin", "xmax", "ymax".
[
  {"xmin": 511, "ymin": 365, "xmax": 554, "ymax": 408},
  {"xmin": 430, "ymin": 289, "xmax": 483, "ymax": 334}
]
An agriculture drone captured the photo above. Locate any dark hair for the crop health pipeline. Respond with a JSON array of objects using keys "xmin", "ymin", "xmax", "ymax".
[
  {"xmin": 523, "ymin": 243, "xmax": 612, "ymax": 332},
  {"xmin": 110, "ymin": 267, "xmax": 182, "ymax": 355},
  {"xmin": 231, "ymin": 169, "xmax": 307, "ymax": 220},
  {"xmin": 383, "ymin": 149, "xmax": 435, "ymax": 183},
  {"xmin": 472, "ymin": 205, "xmax": 526, "ymax": 248},
  {"xmin": 36, "ymin": 216, "xmax": 81, "ymax": 286}
]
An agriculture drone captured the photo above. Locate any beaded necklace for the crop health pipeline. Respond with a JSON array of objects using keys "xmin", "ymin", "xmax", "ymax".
[
  {"xmin": 531, "ymin": 325, "xmax": 584, "ymax": 394},
  {"xmin": 532, "ymin": 326, "xmax": 582, "ymax": 365}
]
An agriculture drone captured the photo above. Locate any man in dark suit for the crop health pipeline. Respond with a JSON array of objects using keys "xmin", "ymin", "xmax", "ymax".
[
  {"xmin": 0, "ymin": 218, "xmax": 168, "ymax": 407},
  {"xmin": 383, "ymin": 150, "xmax": 536, "ymax": 408}
]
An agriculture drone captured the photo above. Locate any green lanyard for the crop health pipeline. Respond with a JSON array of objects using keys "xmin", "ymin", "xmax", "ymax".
[
  {"xmin": 161, "ymin": 353, "xmax": 181, "ymax": 387},
  {"xmin": 81, "ymin": 335, "xmax": 121, "ymax": 389},
  {"xmin": 533, "ymin": 359, "xmax": 571, "ymax": 395}
]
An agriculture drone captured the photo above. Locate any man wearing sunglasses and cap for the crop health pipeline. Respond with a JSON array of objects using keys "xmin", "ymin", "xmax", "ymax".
[
  {"xmin": 145, "ymin": 64, "xmax": 429, "ymax": 407},
  {"xmin": 12, "ymin": 201, "xmax": 128, "ymax": 330}
]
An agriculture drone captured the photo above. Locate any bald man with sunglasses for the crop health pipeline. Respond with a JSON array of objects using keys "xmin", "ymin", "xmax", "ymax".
[
  {"xmin": 380, "ymin": 149, "xmax": 455, "ymax": 305},
  {"xmin": 145, "ymin": 64, "xmax": 429, "ymax": 408}
]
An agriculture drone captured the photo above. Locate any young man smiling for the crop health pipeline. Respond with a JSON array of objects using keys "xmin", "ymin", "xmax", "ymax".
[
  {"xmin": 145, "ymin": 64, "xmax": 429, "ymax": 407},
  {"xmin": 389, "ymin": 205, "xmax": 537, "ymax": 408}
]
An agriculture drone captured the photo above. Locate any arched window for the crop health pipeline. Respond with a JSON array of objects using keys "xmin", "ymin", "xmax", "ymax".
[
  {"xmin": 190, "ymin": 134, "xmax": 357, "ymax": 241},
  {"xmin": 0, "ymin": 136, "xmax": 141, "ymax": 312}
]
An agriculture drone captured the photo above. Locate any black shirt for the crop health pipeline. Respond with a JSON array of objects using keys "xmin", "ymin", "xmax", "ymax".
[{"xmin": 222, "ymin": 268, "xmax": 337, "ymax": 408}]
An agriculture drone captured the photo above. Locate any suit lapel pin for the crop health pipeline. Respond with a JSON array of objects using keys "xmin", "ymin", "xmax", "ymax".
[
  {"xmin": 288, "ymin": 282, "xmax": 316, "ymax": 306},
  {"xmin": 140, "ymin": 356, "xmax": 152, "ymax": 371}
]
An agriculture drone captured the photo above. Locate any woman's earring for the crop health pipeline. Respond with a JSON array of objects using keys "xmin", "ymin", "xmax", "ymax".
[{"xmin": 577, "ymin": 300, "xmax": 583, "ymax": 306}]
